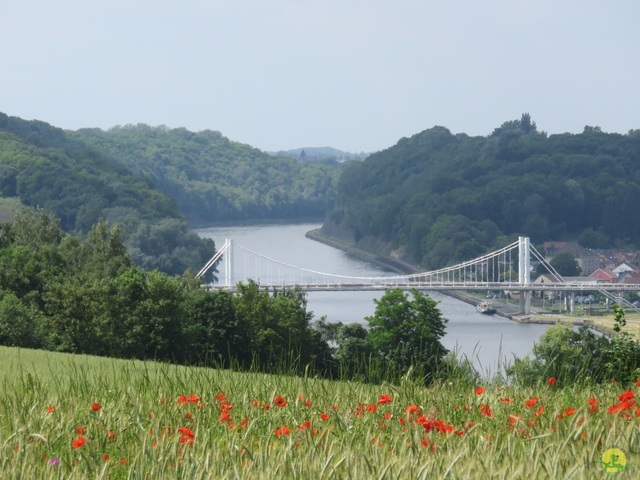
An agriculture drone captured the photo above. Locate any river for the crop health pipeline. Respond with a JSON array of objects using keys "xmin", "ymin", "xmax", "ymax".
[{"xmin": 196, "ymin": 223, "xmax": 549, "ymax": 378}]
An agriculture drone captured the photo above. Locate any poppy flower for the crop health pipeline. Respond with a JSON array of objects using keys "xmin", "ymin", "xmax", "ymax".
[
  {"xmin": 71, "ymin": 437, "xmax": 85, "ymax": 449},
  {"xmin": 524, "ymin": 397, "xmax": 539, "ymax": 408},
  {"xmin": 588, "ymin": 397, "xmax": 597, "ymax": 405},
  {"xmin": 379, "ymin": 394, "xmax": 392, "ymax": 405},
  {"xmin": 563, "ymin": 407, "xmax": 576, "ymax": 416},
  {"xmin": 274, "ymin": 396, "xmax": 287, "ymax": 407},
  {"xmin": 479, "ymin": 403, "xmax": 493, "ymax": 417},
  {"xmin": 405, "ymin": 404, "xmax": 421, "ymax": 416},
  {"xmin": 298, "ymin": 420, "xmax": 312, "ymax": 430},
  {"xmin": 91, "ymin": 403, "xmax": 101, "ymax": 411},
  {"xmin": 320, "ymin": 413, "xmax": 329, "ymax": 421},
  {"xmin": 474, "ymin": 387, "xmax": 485, "ymax": 395},
  {"xmin": 47, "ymin": 405, "xmax": 55, "ymax": 413},
  {"xmin": 274, "ymin": 425, "xmax": 290, "ymax": 437},
  {"xmin": 618, "ymin": 390, "xmax": 635, "ymax": 402},
  {"xmin": 636, "ymin": 379, "xmax": 640, "ymax": 387},
  {"xmin": 547, "ymin": 377, "xmax": 557, "ymax": 385},
  {"xmin": 76, "ymin": 426, "xmax": 85, "ymax": 435},
  {"xmin": 533, "ymin": 405, "xmax": 545, "ymax": 416}
]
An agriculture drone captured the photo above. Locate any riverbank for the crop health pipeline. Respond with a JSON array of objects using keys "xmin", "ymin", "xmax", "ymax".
[
  {"xmin": 306, "ymin": 227, "xmax": 640, "ymax": 340},
  {"xmin": 305, "ymin": 228, "xmax": 419, "ymax": 275}
]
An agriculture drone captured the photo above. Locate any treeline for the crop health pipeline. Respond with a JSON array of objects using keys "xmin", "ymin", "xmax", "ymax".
[
  {"xmin": 0, "ymin": 209, "xmax": 333, "ymax": 371},
  {"xmin": 330, "ymin": 114, "xmax": 640, "ymax": 269},
  {"xmin": 70, "ymin": 124, "xmax": 341, "ymax": 224},
  {"xmin": 0, "ymin": 209, "xmax": 451, "ymax": 384}
]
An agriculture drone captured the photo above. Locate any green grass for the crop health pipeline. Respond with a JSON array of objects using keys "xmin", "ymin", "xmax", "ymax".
[{"xmin": 1, "ymin": 346, "xmax": 639, "ymax": 479}]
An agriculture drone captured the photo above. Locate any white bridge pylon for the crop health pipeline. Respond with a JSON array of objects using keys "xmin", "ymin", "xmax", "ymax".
[{"xmin": 197, "ymin": 236, "xmax": 640, "ymax": 315}]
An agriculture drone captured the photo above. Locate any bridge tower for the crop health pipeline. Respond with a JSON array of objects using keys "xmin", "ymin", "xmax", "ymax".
[
  {"xmin": 518, "ymin": 236, "xmax": 532, "ymax": 315},
  {"xmin": 225, "ymin": 238, "xmax": 233, "ymax": 287}
]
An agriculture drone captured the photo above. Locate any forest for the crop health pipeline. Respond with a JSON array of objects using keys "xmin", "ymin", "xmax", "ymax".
[
  {"xmin": 329, "ymin": 114, "xmax": 640, "ymax": 269},
  {"xmin": 70, "ymin": 124, "xmax": 341, "ymax": 224},
  {"xmin": 0, "ymin": 113, "xmax": 341, "ymax": 276}
]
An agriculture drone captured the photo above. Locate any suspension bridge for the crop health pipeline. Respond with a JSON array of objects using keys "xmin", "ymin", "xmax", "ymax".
[{"xmin": 197, "ymin": 236, "xmax": 640, "ymax": 315}]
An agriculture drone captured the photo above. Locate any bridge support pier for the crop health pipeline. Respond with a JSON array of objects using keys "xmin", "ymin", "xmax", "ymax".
[
  {"xmin": 569, "ymin": 291, "xmax": 575, "ymax": 313},
  {"xmin": 519, "ymin": 292, "xmax": 532, "ymax": 315}
]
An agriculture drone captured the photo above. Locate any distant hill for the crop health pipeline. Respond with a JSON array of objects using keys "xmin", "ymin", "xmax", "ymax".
[
  {"xmin": 72, "ymin": 126, "xmax": 342, "ymax": 225},
  {"xmin": 325, "ymin": 114, "xmax": 640, "ymax": 269},
  {"xmin": 270, "ymin": 147, "xmax": 369, "ymax": 164}
]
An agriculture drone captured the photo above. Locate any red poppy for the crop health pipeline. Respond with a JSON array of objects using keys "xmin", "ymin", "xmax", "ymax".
[
  {"xmin": 274, "ymin": 396, "xmax": 287, "ymax": 408},
  {"xmin": 524, "ymin": 397, "xmax": 539, "ymax": 408},
  {"xmin": 547, "ymin": 377, "xmax": 557, "ymax": 385},
  {"xmin": 479, "ymin": 403, "xmax": 493, "ymax": 417},
  {"xmin": 378, "ymin": 394, "xmax": 392, "ymax": 405},
  {"xmin": 274, "ymin": 425, "xmax": 290, "ymax": 437},
  {"xmin": 298, "ymin": 420, "xmax": 312, "ymax": 430},
  {"xmin": 47, "ymin": 405, "xmax": 55, "ymax": 413},
  {"xmin": 91, "ymin": 403, "xmax": 101, "ymax": 411},
  {"xmin": 71, "ymin": 437, "xmax": 85, "ymax": 449},
  {"xmin": 107, "ymin": 430, "xmax": 116, "ymax": 440},
  {"xmin": 320, "ymin": 413, "xmax": 329, "ymax": 421},
  {"xmin": 500, "ymin": 398, "xmax": 514, "ymax": 404},
  {"xmin": 588, "ymin": 397, "xmax": 597, "ymax": 405},
  {"xmin": 178, "ymin": 427, "xmax": 194, "ymax": 438},
  {"xmin": 474, "ymin": 387, "xmax": 485, "ymax": 395},
  {"xmin": 563, "ymin": 407, "xmax": 576, "ymax": 416},
  {"xmin": 76, "ymin": 426, "xmax": 85, "ymax": 435},
  {"xmin": 405, "ymin": 404, "xmax": 421, "ymax": 416},
  {"xmin": 366, "ymin": 404, "xmax": 377, "ymax": 413},
  {"xmin": 619, "ymin": 390, "xmax": 635, "ymax": 402},
  {"xmin": 635, "ymin": 379, "xmax": 640, "ymax": 387}
]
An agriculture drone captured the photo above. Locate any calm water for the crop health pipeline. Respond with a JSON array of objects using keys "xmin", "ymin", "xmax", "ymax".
[{"xmin": 197, "ymin": 223, "xmax": 548, "ymax": 377}]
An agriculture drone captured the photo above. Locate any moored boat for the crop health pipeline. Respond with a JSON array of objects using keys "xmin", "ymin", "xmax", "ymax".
[{"xmin": 476, "ymin": 301, "xmax": 497, "ymax": 315}]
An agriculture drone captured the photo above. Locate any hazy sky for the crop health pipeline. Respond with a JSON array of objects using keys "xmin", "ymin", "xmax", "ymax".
[{"xmin": 2, "ymin": 0, "xmax": 639, "ymax": 152}]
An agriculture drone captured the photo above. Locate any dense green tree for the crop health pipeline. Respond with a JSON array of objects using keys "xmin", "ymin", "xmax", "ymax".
[
  {"xmin": 549, "ymin": 252, "xmax": 581, "ymax": 277},
  {"xmin": 233, "ymin": 281, "xmax": 332, "ymax": 372},
  {"xmin": 366, "ymin": 289, "xmax": 448, "ymax": 383},
  {"xmin": 182, "ymin": 289, "xmax": 251, "ymax": 367}
]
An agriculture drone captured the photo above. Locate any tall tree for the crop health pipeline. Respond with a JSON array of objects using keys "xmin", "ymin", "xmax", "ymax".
[{"xmin": 366, "ymin": 289, "xmax": 447, "ymax": 383}]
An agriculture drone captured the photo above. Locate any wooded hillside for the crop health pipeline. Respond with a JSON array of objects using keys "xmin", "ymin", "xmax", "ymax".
[
  {"xmin": 0, "ymin": 113, "xmax": 341, "ymax": 275},
  {"xmin": 328, "ymin": 115, "xmax": 640, "ymax": 269},
  {"xmin": 71, "ymin": 125, "xmax": 341, "ymax": 224}
]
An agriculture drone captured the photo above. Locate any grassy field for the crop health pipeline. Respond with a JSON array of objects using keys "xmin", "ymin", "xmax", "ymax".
[{"xmin": 0, "ymin": 346, "xmax": 638, "ymax": 479}]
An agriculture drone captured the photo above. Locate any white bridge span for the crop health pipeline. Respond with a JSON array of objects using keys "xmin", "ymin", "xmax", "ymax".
[{"xmin": 197, "ymin": 236, "xmax": 640, "ymax": 315}]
